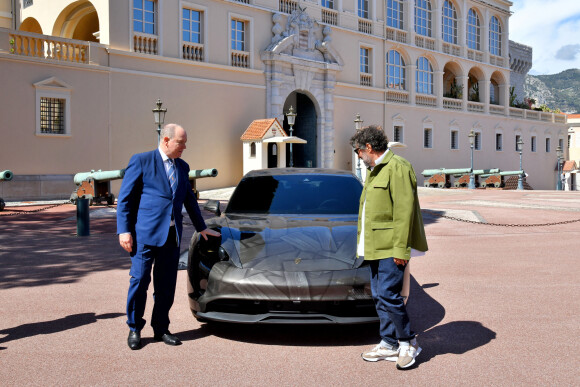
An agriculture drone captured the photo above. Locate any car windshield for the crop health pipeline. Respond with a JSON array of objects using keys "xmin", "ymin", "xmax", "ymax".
[{"xmin": 226, "ymin": 174, "xmax": 362, "ymax": 215}]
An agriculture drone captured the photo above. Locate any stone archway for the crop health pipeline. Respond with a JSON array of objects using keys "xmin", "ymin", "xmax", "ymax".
[
  {"xmin": 52, "ymin": 1, "xmax": 100, "ymax": 42},
  {"xmin": 282, "ymin": 92, "xmax": 317, "ymax": 167},
  {"xmin": 261, "ymin": 9, "xmax": 343, "ymax": 168}
]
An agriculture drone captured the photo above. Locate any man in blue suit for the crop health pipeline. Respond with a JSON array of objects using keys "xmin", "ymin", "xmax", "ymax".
[{"xmin": 117, "ymin": 123, "xmax": 220, "ymax": 350}]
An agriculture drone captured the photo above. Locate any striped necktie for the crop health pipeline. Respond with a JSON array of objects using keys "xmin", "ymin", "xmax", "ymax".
[{"xmin": 167, "ymin": 159, "xmax": 177, "ymax": 196}]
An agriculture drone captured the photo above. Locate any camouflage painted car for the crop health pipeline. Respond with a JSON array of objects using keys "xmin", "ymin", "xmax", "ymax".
[{"xmin": 186, "ymin": 168, "xmax": 379, "ymax": 324}]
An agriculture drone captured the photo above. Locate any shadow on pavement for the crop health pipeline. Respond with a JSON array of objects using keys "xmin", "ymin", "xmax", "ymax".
[
  {"xmin": 196, "ymin": 275, "xmax": 495, "ymax": 360},
  {"xmin": 0, "ymin": 208, "xmax": 129, "ymax": 289},
  {"xmin": 0, "ymin": 312, "xmax": 124, "ymax": 350}
]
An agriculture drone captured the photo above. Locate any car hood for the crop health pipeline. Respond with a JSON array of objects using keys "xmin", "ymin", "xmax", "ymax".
[{"xmin": 218, "ymin": 214, "xmax": 361, "ymax": 271}]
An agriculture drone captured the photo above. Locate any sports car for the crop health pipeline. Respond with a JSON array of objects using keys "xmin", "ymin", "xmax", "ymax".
[{"xmin": 186, "ymin": 168, "xmax": 406, "ymax": 324}]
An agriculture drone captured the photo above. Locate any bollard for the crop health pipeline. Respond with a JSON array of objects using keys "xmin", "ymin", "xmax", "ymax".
[{"xmin": 76, "ymin": 198, "xmax": 90, "ymax": 236}]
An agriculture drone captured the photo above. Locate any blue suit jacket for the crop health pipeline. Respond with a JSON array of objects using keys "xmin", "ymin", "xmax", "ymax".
[{"xmin": 116, "ymin": 149, "xmax": 207, "ymax": 247}]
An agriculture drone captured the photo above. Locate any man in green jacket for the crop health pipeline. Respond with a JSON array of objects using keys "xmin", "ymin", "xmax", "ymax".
[{"xmin": 350, "ymin": 125, "xmax": 428, "ymax": 370}]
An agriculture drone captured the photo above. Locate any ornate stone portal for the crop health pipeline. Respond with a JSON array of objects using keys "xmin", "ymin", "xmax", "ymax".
[{"xmin": 261, "ymin": 9, "xmax": 343, "ymax": 168}]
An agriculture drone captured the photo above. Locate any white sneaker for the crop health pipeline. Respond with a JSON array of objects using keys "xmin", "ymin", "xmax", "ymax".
[
  {"xmin": 361, "ymin": 343, "xmax": 399, "ymax": 362},
  {"xmin": 396, "ymin": 340, "xmax": 421, "ymax": 369}
]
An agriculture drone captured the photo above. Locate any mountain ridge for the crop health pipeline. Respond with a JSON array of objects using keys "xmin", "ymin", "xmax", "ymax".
[{"xmin": 524, "ymin": 69, "xmax": 580, "ymax": 114}]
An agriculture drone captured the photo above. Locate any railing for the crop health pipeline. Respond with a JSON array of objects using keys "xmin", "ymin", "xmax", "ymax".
[
  {"xmin": 554, "ymin": 114, "xmax": 566, "ymax": 123},
  {"xmin": 489, "ymin": 105, "xmax": 505, "ymax": 115},
  {"xmin": 467, "ymin": 49, "xmax": 484, "ymax": 62},
  {"xmin": 443, "ymin": 97, "xmax": 462, "ymax": 110},
  {"xmin": 233, "ymin": 0, "xmax": 250, "ymax": 3},
  {"xmin": 386, "ymin": 27, "xmax": 406, "ymax": 44},
  {"xmin": 489, "ymin": 54, "xmax": 504, "ymax": 67},
  {"xmin": 358, "ymin": 19, "xmax": 372, "ymax": 35},
  {"xmin": 416, "ymin": 94, "xmax": 436, "ymax": 107},
  {"xmin": 509, "ymin": 107, "xmax": 524, "ymax": 118},
  {"xmin": 231, "ymin": 50, "xmax": 249, "ymax": 68},
  {"xmin": 526, "ymin": 110, "xmax": 539, "ymax": 120},
  {"xmin": 134, "ymin": 32, "xmax": 157, "ymax": 55},
  {"xmin": 321, "ymin": 8, "xmax": 338, "ymax": 26},
  {"xmin": 442, "ymin": 42, "xmax": 461, "ymax": 57},
  {"xmin": 541, "ymin": 112, "xmax": 553, "ymax": 122},
  {"xmin": 415, "ymin": 35, "xmax": 435, "ymax": 50},
  {"xmin": 360, "ymin": 73, "xmax": 372, "ymax": 87},
  {"xmin": 9, "ymin": 31, "xmax": 88, "ymax": 63},
  {"xmin": 279, "ymin": 0, "xmax": 298, "ymax": 14},
  {"xmin": 386, "ymin": 89, "xmax": 409, "ymax": 104},
  {"xmin": 467, "ymin": 101, "xmax": 484, "ymax": 113},
  {"xmin": 183, "ymin": 42, "xmax": 203, "ymax": 62}
]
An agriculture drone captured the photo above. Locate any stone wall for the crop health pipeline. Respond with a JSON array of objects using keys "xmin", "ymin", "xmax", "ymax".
[{"xmin": 509, "ymin": 40, "xmax": 533, "ymax": 104}]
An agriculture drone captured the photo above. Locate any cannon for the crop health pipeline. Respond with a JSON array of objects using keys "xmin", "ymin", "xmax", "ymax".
[
  {"xmin": 0, "ymin": 170, "xmax": 14, "ymax": 211},
  {"xmin": 480, "ymin": 170, "xmax": 524, "ymax": 188},
  {"xmin": 189, "ymin": 168, "xmax": 218, "ymax": 199},
  {"xmin": 422, "ymin": 168, "xmax": 472, "ymax": 188},
  {"xmin": 453, "ymin": 169, "xmax": 500, "ymax": 188},
  {"xmin": 70, "ymin": 169, "xmax": 125, "ymax": 205}
]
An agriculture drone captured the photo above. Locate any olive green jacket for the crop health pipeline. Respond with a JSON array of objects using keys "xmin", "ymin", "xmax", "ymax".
[{"xmin": 357, "ymin": 151, "xmax": 428, "ymax": 260}]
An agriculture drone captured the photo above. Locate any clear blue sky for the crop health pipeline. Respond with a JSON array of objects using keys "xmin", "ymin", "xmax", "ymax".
[{"xmin": 510, "ymin": 0, "xmax": 580, "ymax": 75}]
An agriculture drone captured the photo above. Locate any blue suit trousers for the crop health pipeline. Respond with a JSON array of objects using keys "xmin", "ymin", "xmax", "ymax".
[
  {"xmin": 369, "ymin": 258, "xmax": 415, "ymax": 346},
  {"xmin": 126, "ymin": 227, "xmax": 179, "ymax": 334}
]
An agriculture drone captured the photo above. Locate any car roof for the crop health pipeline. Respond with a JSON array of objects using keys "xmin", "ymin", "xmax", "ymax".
[{"xmin": 243, "ymin": 168, "xmax": 357, "ymax": 178}]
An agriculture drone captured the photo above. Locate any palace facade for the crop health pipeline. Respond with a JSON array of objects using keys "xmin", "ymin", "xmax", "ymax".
[{"xmin": 0, "ymin": 0, "xmax": 568, "ymax": 200}]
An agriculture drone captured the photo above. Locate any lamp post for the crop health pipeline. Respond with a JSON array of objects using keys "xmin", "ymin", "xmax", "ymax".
[
  {"xmin": 468, "ymin": 129, "xmax": 476, "ymax": 189},
  {"xmin": 286, "ymin": 106, "xmax": 297, "ymax": 167},
  {"xmin": 556, "ymin": 145, "xmax": 563, "ymax": 190},
  {"xmin": 152, "ymin": 98, "xmax": 167, "ymax": 144},
  {"xmin": 517, "ymin": 137, "xmax": 524, "ymax": 190},
  {"xmin": 354, "ymin": 113, "xmax": 364, "ymax": 181}
]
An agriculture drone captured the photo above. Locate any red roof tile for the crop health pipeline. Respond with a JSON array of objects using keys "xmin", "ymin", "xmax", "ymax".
[
  {"xmin": 563, "ymin": 160, "xmax": 577, "ymax": 172},
  {"xmin": 240, "ymin": 118, "xmax": 287, "ymax": 141}
]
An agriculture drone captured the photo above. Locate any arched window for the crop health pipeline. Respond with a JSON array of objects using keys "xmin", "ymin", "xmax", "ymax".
[
  {"xmin": 416, "ymin": 57, "xmax": 433, "ymax": 94},
  {"xmin": 386, "ymin": 50, "xmax": 406, "ymax": 90},
  {"xmin": 442, "ymin": 1, "xmax": 457, "ymax": 44},
  {"xmin": 467, "ymin": 8, "xmax": 480, "ymax": 50},
  {"xmin": 415, "ymin": 0, "xmax": 432, "ymax": 37},
  {"xmin": 250, "ymin": 142, "xmax": 256, "ymax": 157},
  {"xmin": 489, "ymin": 16, "xmax": 502, "ymax": 56},
  {"xmin": 387, "ymin": 0, "xmax": 404, "ymax": 29}
]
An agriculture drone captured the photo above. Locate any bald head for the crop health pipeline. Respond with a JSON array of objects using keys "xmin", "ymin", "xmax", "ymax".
[{"xmin": 160, "ymin": 123, "xmax": 187, "ymax": 159}]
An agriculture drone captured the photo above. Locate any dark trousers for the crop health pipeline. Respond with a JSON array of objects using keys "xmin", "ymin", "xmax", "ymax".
[
  {"xmin": 369, "ymin": 258, "xmax": 415, "ymax": 347},
  {"xmin": 126, "ymin": 226, "xmax": 179, "ymax": 335}
]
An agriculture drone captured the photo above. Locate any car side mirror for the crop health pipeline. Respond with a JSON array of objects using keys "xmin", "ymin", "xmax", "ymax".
[{"xmin": 203, "ymin": 199, "xmax": 221, "ymax": 216}]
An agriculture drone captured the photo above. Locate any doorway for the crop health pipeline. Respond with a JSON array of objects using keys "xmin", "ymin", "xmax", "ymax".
[{"xmin": 284, "ymin": 92, "xmax": 317, "ymax": 167}]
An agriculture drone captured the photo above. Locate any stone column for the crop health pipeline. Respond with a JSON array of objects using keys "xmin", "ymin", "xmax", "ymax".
[
  {"xmin": 435, "ymin": 70, "xmax": 444, "ymax": 108},
  {"xmin": 480, "ymin": 79, "xmax": 490, "ymax": 113},
  {"xmin": 461, "ymin": 75, "xmax": 468, "ymax": 111},
  {"xmin": 408, "ymin": 63, "xmax": 417, "ymax": 106}
]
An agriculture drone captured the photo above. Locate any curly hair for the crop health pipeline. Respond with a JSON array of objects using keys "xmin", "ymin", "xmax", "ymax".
[{"xmin": 349, "ymin": 125, "xmax": 389, "ymax": 152}]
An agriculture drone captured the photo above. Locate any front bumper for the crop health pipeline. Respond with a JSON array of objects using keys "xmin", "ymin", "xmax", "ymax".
[{"xmin": 188, "ymin": 262, "xmax": 377, "ymax": 324}]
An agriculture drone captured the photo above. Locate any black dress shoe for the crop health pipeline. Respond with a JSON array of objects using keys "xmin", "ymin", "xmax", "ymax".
[
  {"xmin": 154, "ymin": 332, "xmax": 182, "ymax": 346},
  {"xmin": 128, "ymin": 331, "xmax": 141, "ymax": 350}
]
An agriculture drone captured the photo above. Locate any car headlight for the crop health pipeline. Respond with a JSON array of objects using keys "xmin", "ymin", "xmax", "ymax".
[{"xmin": 218, "ymin": 246, "xmax": 230, "ymax": 261}]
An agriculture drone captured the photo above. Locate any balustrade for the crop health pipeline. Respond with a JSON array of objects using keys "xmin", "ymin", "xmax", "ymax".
[
  {"xmin": 416, "ymin": 94, "xmax": 436, "ymax": 107},
  {"xmin": 443, "ymin": 97, "xmax": 463, "ymax": 110},
  {"xmin": 134, "ymin": 33, "xmax": 157, "ymax": 55},
  {"xmin": 358, "ymin": 19, "xmax": 372, "ymax": 35},
  {"xmin": 360, "ymin": 73, "xmax": 372, "ymax": 87},
  {"xmin": 231, "ymin": 50, "xmax": 249, "ymax": 68},
  {"xmin": 10, "ymin": 31, "xmax": 88, "ymax": 63},
  {"xmin": 279, "ymin": 0, "xmax": 298, "ymax": 14},
  {"xmin": 183, "ymin": 43, "xmax": 204, "ymax": 62},
  {"xmin": 386, "ymin": 27, "xmax": 406, "ymax": 44},
  {"xmin": 322, "ymin": 9, "xmax": 338, "ymax": 26},
  {"xmin": 386, "ymin": 89, "xmax": 409, "ymax": 104}
]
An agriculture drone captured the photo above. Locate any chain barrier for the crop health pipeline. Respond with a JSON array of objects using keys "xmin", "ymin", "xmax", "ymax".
[
  {"xmin": 423, "ymin": 209, "xmax": 580, "ymax": 227},
  {"xmin": 0, "ymin": 201, "xmax": 71, "ymax": 217}
]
